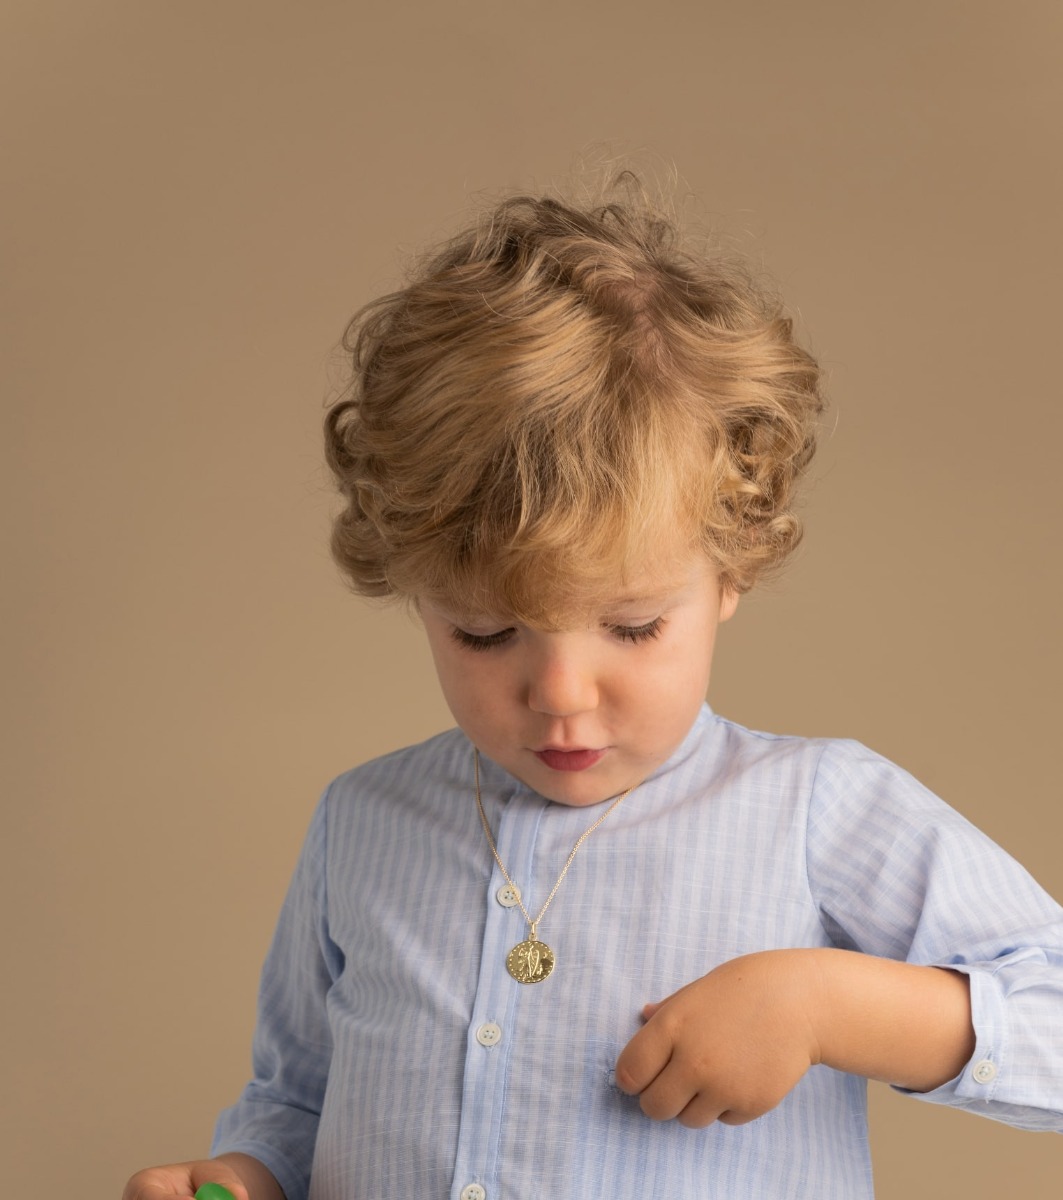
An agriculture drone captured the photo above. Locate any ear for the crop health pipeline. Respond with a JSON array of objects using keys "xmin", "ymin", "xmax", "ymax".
[{"xmin": 719, "ymin": 586, "xmax": 740, "ymax": 623}]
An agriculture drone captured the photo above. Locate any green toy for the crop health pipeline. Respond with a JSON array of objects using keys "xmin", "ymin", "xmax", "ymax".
[{"xmin": 194, "ymin": 1186, "xmax": 236, "ymax": 1200}]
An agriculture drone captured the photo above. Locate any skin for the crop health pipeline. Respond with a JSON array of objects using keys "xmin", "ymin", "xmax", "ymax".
[
  {"xmin": 419, "ymin": 553, "xmax": 740, "ymax": 808},
  {"xmin": 123, "ymin": 552, "xmax": 976, "ymax": 1196}
]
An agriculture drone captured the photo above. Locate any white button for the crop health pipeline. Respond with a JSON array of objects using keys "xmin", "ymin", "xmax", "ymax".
[
  {"xmin": 475, "ymin": 1022, "xmax": 502, "ymax": 1047},
  {"xmin": 972, "ymin": 1059, "xmax": 997, "ymax": 1084},
  {"xmin": 461, "ymin": 1186, "xmax": 486, "ymax": 1200},
  {"xmin": 496, "ymin": 884, "xmax": 521, "ymax": 907}
]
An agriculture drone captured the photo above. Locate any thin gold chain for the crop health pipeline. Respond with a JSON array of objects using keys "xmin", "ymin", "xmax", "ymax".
[{"xmin": 474, "ymin": 748, "xmax": 632, "ymax": 936}]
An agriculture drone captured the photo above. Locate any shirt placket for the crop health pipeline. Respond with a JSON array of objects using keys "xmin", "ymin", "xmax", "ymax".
[{"xmin": 449, "ymin": 787, "xmax": 547, "ymax": 1200}]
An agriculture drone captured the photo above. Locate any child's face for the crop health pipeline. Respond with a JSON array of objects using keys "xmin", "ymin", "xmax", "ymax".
[{"xmin": 420, "ymin": 553, "xmax": 738, "ymax": 807}]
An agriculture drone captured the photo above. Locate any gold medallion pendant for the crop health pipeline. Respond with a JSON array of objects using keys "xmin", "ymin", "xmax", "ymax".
[
  {"xmin": 506, "ymin": 936, "xmax": 555, "ymax": 984},
  {"xmin": 474, "ymin": 748, "xmax": 636, "ymax": 985}
]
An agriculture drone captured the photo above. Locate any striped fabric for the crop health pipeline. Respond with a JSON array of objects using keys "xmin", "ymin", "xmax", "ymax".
[{"xmin": 212, "ymin": 706, "xmax": 1063, "ymax": 1200}]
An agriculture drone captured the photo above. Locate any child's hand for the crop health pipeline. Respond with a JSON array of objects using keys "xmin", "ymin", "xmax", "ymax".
[
  {"xmin": 122, "ymin": 1160, "xmax": 249, "ymax": 1200},
  {"xmin": 614, "ymin": 951, "xmax": 822, "ymax": 1128},
  {"xmin": 615, "ymin": 948, "xmax": 977, "ymax": 1126},
  {"xmin": 123, "ymin": 1153, "xmax": 284, "ymax": 1200}
]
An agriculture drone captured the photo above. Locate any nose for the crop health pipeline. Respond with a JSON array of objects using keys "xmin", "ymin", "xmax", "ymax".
[{"xmin": 525, "ymin": 637, "xmax": 599, "ymax": 717}]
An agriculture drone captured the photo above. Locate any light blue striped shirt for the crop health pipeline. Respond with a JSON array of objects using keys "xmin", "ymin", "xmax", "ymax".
[{"xmin": 213, "ymin": 706, "xmax": 1063, "ymax": 1199}]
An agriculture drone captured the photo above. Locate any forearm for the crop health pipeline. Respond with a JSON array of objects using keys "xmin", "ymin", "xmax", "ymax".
[
  {"xmin": 216, "ymin": 1153, "xmax": 287, "ymax": 1200},
  {"xmin": 802, "ymin": 948, "xmax": 976, "ymax": 1092}
]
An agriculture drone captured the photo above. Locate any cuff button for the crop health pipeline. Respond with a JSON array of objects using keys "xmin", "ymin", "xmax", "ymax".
[{"xmin": 972, "ymin": 1059, "xmax": 997, "ymax": 1084}]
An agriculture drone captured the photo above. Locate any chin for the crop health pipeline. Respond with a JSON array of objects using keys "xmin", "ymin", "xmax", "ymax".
[{"xmin": 529, "ymin": 763, "xmax": 638, "ymax": 807}]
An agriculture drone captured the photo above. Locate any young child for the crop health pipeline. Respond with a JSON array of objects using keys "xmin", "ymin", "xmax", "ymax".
[{"xmin": 123, "ymin": 186, "xmax": 1063, "ymax": 1200}]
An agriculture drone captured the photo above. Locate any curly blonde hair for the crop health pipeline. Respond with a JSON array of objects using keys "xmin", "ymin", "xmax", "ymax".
[{"xmin": 325, "ymin": 184, "xmax": 824, "ymax": 624}]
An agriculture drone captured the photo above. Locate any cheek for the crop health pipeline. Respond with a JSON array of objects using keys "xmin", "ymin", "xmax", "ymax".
[
  {"xmin": 644, "ymin": 638, "xmax": 715, "ymax": 703},
  {"xmin": 436, "ymin": 656, "xmax": 476, "ymax": 709},
  {"xmin": 435, "ymin": 653, "xmax": 514, "ymax": 724}
]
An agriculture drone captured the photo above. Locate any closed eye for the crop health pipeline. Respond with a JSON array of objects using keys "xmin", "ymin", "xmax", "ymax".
[
  {"xmin": 450, "ymin": 617, "xmax": 665, "ymax": 650},
  {"xmin": 450, "ymin": 626, "xmax": 516, "ymax": 652},
  {"xmin": 610, "ymin": 617, "xmax": 665, "ymax": 644}
]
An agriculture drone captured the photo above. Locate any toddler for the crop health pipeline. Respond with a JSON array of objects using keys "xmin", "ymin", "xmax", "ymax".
[{"xmin": 123, "ymin": 184, "xmax": 1063, "ymax": 1200}]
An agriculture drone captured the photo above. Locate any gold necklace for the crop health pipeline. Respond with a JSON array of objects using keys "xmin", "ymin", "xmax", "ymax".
[{"xmin": 473, "ymin": 748, "xmax": 634, "ymax": 984}]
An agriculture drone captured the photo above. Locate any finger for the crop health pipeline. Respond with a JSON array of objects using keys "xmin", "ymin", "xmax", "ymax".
[
  {"xmin": 122, "ymin": 1168, "xmax": 195, "ymax": 1200},
  {"xmin": 717, "ymin": 1108, "xmax": 760, "ymax": 1126},
  {"xmin": 675, "ymin": 1093, "xmax": 728, "ymax": 1129},
  {"xmin": 125, "ymin": 1191, "xmax": 194, "ymax": 1200},
  {"xmin": 635, "ymin": 1062, "xmax": 701, "ymax": 1122},
  {"xmin": 641, "ymin": 1000, "xmax": 664, "ymax": 1020},
  {"xmin": 614, "ymin": 1018, "xmax": 674, "ymax": 1095},
  {"xmin": 123, "ymin": 1181, "xmax": 195, "ymax": 1200}
]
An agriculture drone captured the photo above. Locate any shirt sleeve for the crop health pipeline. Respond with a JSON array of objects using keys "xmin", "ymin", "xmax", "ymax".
[
  {"xmin": 211, "ymin": 789, "xmax": 343, "ymax": 1200},
  {"xmin": 805, "ymin": 739, "xmax": 1063, "ymax": 1131}
]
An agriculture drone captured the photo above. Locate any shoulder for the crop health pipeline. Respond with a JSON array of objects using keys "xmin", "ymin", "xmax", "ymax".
[
  {"xmin": 317, "ymin": 727, "xmax": 475, "ymax": 840},
  {"xmin": 703, "ymin": 710, "xmax": 954, "ymax": 822},
  {"xmin": 326, "ymin": 726, "xmax": 470, "ymax": 795},
  {"xmin": 699, "ymin": 709, "xmax": 836, "ymax": 790},
  {"xmin": 708, "ymin": 710, "xmax": 913, "ymax": 783}
]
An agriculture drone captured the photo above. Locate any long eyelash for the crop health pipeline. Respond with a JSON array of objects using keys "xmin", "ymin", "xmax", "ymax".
[
  {"xmin": 612, "ymin": 617, "xmax": 665, "ymax": 644},
  {"xmin": 450, "ymin": 627, "xmax": 515, "ymax": 652}
]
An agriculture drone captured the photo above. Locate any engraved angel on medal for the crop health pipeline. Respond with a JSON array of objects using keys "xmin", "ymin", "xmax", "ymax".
[
  {"xmin": 506, "ymin": 933, "xmax": 555, "ymax": 984},
  {"xmin": 474, "ymin": 748, "xmax": 633, "ymax": 985}
]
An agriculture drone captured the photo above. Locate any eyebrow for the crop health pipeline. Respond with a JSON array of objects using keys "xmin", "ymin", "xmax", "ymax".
[
  {"xmin": 428, "ymin": 577, "xmax": 695, "ymax": 628},
  {"xmin": 425, "ymin": 601, "xmax": 507, "ymax": 627},
  {"xmin": 607, "ymin": 580, "xmax": 693, "ymax": 608},
  {"xmin": 609, "ymin": 589, "xmax": 677, "ymax": 607}
]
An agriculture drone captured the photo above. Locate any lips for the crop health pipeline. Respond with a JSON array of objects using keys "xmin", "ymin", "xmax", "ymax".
[{"xmin": 534, "ymin": 747, "xmax": 606, "ymax": 772}]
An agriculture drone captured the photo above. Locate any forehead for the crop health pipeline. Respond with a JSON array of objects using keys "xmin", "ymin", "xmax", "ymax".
[{"xmin": 430, "ymin": 550, "xmax": 716, "ymax": 627}]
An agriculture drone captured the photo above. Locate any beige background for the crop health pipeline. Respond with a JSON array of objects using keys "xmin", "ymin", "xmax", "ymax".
[{"xmin": 4, "ymin": 2, "xmax": 1061, "ymax": 1196}]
